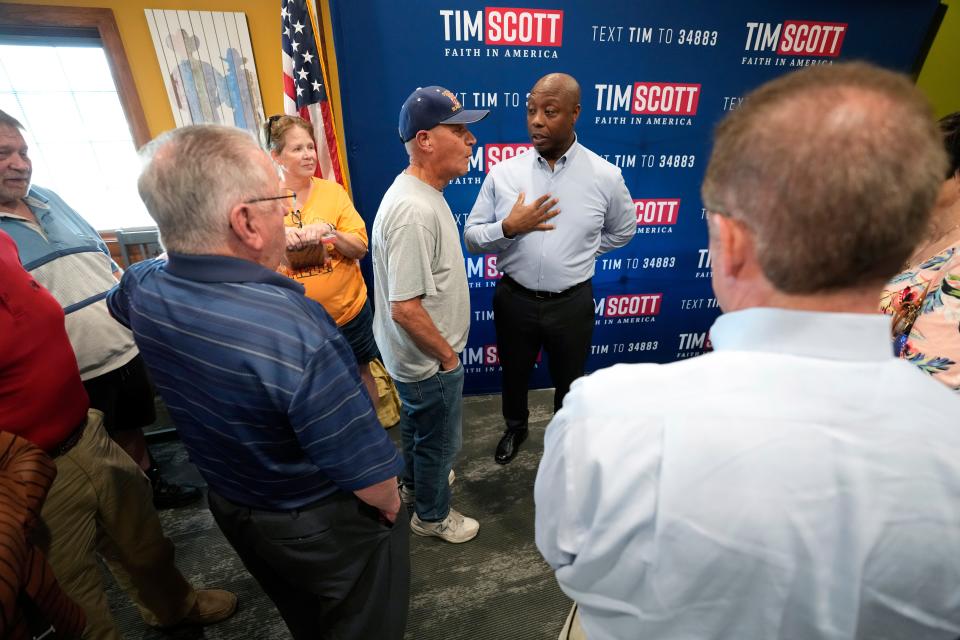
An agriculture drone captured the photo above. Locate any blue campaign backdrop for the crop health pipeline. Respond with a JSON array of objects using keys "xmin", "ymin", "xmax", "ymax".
[{"xmin": 327, "ymin": 0, "xmax": 942, "ymax": 394}]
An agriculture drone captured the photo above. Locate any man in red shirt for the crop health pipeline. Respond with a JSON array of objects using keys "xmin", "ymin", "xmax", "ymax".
[{"xmin": 0, "ymin": 229, "xmax": 237, "ymax": 639}]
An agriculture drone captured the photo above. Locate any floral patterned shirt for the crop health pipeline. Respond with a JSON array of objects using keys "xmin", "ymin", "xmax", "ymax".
[{"xmin": 880, "ymin": 246, "xmax": 960, "ymax": 391}]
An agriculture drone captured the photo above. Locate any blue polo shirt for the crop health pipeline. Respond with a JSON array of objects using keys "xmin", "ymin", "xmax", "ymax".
[{"xmin": 107, "ymin": 253, "xmax": 403, "ymax": 510}]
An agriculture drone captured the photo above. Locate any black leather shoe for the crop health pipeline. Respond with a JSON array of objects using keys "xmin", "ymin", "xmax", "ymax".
[
  {"xmin": 147, "ymin": 466, "xmax": 202, "ymax": 510},
  {"xmin": 495, "ymin": 429, "xmax": 528, "ymax": 465},
  {"xmin": 153, "ymin": 478, "xmax": 202, "ymax": 510}
]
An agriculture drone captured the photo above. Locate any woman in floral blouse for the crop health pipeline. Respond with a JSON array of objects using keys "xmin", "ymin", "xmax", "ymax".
[{"xmin": 881, "ymin": 112, "xmax": 960, "ymax": 390}]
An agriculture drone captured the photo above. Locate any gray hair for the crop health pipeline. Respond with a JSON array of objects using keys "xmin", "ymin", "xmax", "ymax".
[
  {"xmin": 137, "ymin": 125, "xmax": 270, "ymax": 254},
  {"xmin": 702, "ymin": 62, "xmax": 946, "ymax": 293},
  {"xmin": 0, "ymin": 110, "xmax": 24, "ymax": 130}
]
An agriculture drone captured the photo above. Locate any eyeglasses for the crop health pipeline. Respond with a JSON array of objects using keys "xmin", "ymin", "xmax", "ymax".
[
  {"xmin": 290, "ymin": 209, "xmax": 303, "ymax": 228},
  {"xmin": 245, "ymin": 188, "xmax": 296, "ymax": 207}
]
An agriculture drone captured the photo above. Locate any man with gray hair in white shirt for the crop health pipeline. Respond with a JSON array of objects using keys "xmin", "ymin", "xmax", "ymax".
[{"xmin": 535, "ymin": 62, "xmax": 960, "ymax": 640}]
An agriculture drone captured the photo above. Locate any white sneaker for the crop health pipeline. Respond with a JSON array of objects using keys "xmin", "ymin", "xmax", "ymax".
[
  {"xmin": 399, "ymin": 469, "xmax": 456, "ymax": 506},
  {"xmin": 410, "ymin": 508, "xmax": 479, "ymax": 543}
]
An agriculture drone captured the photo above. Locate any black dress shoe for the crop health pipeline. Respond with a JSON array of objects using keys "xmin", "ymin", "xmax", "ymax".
[
  {"xmin": 495, "ymin": 429, "xmax": 528, "ymax": 465},
  {"xmin": 147, "ymin": 466, "xmax": 202, "ymax": 510},
  {"xmin": 153, "ymin": 478, "xmax": 202, "ymax": 510}
]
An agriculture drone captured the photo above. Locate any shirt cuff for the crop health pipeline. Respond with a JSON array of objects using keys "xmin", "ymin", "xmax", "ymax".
[{"xmin": 494, "ymin": 219, "xmax": 517, "ymax": 243}]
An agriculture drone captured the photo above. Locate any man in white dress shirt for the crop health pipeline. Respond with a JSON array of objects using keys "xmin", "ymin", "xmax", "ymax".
[
  {"xmin": 535, "ymin": 62, "xmax": 960, "ymax": 640},
  {"xmin": 465, "ymin": 73, "xmax": 635, "ymax": 465}
]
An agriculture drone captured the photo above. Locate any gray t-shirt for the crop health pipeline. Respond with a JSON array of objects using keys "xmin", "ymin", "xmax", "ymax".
[{"xmin": 371, "ymin": 172, "xmax": 470, "ymax": 383}]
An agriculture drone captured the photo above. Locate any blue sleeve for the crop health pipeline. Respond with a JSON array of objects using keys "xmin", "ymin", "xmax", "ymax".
[
  {"xmin": 106, "ymin": 270, "xmax": 132, "ymax": 328},
  {"xmin": 106, "ymin": 258, "xmax": 163, "ymax": 328},
  {"xmin": 287, "ymin": 332, "xmax": 403, "ymax": 491}
]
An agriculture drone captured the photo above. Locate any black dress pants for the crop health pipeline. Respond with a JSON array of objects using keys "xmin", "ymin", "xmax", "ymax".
[
  {"xmin": 493, "ymin": 275, "xmax": 595, "ymax": 430},
  {"xmin": 208, "ymin": 489, "xmax": 409, "ymax": 640}
]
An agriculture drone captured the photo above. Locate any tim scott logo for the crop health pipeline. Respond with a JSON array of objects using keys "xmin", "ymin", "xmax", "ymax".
[
  {"xmin": 595, "ymin": 294, "xmax": 662, "ymax": 318},
  {"xmin": 635, "ymin": 199, "xmax": 680, "ymax": 226},
  {"xmin": 462, "ymin": 344, "xmax": 543, "ymax": 365},
  {"xmin": 440, "ymin": 8, "xmax": 563, "ymax": 46},
  {"xmin": 595, "ymin": 83, "xmax": 700, "ymax": 116},
  {"xmin": 462, "ymin": 344, "xmax": 500, "ymax": 365},
  {"xmin": 469, "ymin": 143, "xmax": 534, "ymax": 173},
  {"xmin": 678, "ymin": 332, "xmax": 712, "ymax": 351},
  {"xmin": 465, "ymin": 254, "xmax": 502, "ymax": 280},
  {"xmin": 744, "ymin": 20, "xmax": 847, "ymax": 57}
]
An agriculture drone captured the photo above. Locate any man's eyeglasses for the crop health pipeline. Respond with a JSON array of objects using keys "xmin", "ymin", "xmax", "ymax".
[{"xmin": 245, "ymin": 188, "xmax": 296, "ymax": 208}]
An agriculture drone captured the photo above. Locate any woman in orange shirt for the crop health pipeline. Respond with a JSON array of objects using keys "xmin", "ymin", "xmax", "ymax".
[{"xmin": 264, "ymin": 115, "xmax": 379, "ymax": 402}]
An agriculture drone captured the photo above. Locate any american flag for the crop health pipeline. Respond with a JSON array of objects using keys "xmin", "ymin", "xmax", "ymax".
[{"xmin": 281, "ymin": 0, "xmax": 344, "ymax": 185}]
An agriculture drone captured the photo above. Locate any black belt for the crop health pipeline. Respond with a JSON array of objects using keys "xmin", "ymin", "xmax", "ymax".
[
  {"xmin": 500, "ymin": 274, "xmax": 590, "ymax": 299},
  {"xmin": 48, "ymin": 416, "xmax": 87, "ymax": 458}
]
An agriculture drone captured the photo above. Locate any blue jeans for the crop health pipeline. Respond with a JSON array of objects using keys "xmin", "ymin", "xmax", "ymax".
[{"xmin": 395, "ymin": 363, "xmax": 464, "ymax": 522}]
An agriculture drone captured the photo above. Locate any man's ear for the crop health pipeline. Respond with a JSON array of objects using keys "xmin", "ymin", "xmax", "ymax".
[
  {"xmin": 228, "ymin": 203, "xmax": 265, "ymax": 251},
  {"xmin": 415, "ymin": 130, "xmax": 432, "ymax": 154},
  {"xmin": 711, "ymin": 214, "xmax": 752, "ymax": 280}
]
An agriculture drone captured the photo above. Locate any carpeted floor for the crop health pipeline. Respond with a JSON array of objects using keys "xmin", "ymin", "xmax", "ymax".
[{"xmin": 104, "ymin": 389, "xmax": 571, "ymax": 639}]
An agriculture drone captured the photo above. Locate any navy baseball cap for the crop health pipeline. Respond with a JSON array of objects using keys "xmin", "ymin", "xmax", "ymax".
[{"xmin": 399, "ymin": 86, "xmax": 489, "ymax": 142}]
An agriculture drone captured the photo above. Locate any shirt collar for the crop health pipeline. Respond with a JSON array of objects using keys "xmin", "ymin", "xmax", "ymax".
[
  {"xmin": 0, "ymin": 187, "xmax": 49, "ymax": 220},
  {"xmin": 24, "ymin": 188, "xmax": 50, "ymax": 209},
  {"xmin": 534, "ymin": 134, "xmax": 580, "ymax": 169},
  {"xmin": 710, "ymin": 307, "xmax": 893, "ymax": 362},
  {"xmin": 165, "ymin": 252, "xmax": 305, "ymax": 295}
]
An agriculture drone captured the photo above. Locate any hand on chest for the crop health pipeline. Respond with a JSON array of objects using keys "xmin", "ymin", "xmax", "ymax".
[{"xmin": 496, "ymin": 181, "xmax": 605, "ymax": 235}]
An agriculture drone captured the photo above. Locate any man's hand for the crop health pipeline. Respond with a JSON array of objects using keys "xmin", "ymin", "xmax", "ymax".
[
  {"xmin": 355, "ymin": 478, "xmax": 401, "ymax": 526},
  {"xmin": 380, "ymin": 507, "xmax": 398, "ymax": 524},
  {"xmin": 501, "ymin": 192, "xmax": 560, "ymax": 238},
  {"xmin": 440, "ymin": 354, "xmax": 460, "ymax": 372},
  {"xmin": 391, "ymin": 298, "xmax": 459, "ymax": 372}
]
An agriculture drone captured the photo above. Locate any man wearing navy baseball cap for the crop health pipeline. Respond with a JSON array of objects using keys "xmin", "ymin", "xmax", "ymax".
[
  {"xmin": 372, "ymin": 86, "xmax": 487, "ymax": 543},
  {"xmin": 397, "ymin": 85, "xmax": 489, "ymax": 142}
]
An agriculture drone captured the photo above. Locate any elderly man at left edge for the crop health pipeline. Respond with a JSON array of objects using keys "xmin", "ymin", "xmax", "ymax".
[
  {"xmin": 106, "ymin": 124, "xmax": 409, "ymax": 640},
  {"xmin": 0, "ymin": 109, "xmax": 198, "ymax": 510}
]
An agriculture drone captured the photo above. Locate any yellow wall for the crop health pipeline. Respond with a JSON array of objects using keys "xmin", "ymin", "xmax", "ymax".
[
  {"xmin": 918, "ymin": 0, "xmax": 960, "ymax": 117},
  {"xmin": 7, "ymin": 0, "xmax": 283, "ymax": 137}
]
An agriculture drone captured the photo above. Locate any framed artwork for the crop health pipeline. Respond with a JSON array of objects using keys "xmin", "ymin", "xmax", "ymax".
[{"xmin": 145, "ymin": 9, "xmax": 264, "ymax": 134}]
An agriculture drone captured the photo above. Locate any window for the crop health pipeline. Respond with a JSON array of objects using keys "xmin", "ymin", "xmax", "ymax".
[{"xmin": 0, "ymin": 6, "xmax": 152, "ymax": 231}]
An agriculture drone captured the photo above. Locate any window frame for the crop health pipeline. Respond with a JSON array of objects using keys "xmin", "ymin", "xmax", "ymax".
[{"xmin": 0, "ymin": 3, "xmax": 150, "ymax": 148}]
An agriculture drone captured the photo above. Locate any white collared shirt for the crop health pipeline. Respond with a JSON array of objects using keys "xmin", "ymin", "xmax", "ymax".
[{"xmin": 536, "ymin": 308, "xmax": 960, "ymax": 640}]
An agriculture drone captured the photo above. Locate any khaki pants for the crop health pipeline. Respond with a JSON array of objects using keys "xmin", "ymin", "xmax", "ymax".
[
  {"xmin": 559, "ymin": 603, "xmax": 587, "ymax": 640},
  {"xmin": 34, "ymin": 410, "xmax": 195, "ymax": 639}
]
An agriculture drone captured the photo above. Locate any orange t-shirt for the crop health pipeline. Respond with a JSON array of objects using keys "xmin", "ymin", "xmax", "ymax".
[{"xmin": 281, "ymin": 178, "xmax": 368, "ymax": 326}]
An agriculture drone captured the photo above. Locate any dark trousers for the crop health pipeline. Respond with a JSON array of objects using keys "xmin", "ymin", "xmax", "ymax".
[
  {"xmin": 82, "ymin": 354, "xmax": 157, "ymax": 434},
  {"xmin": 208, "ymin": 489, "xmax": 409, "ymax": 640},
  {"xmin": 493, "ymin": 276, "xmax": 595, "ymax": 430}
]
